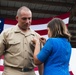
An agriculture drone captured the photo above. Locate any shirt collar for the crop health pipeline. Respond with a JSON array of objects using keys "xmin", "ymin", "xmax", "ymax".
[{"xmin": 14, "ymin": 24, "xmax": 35, "ymax": 36}]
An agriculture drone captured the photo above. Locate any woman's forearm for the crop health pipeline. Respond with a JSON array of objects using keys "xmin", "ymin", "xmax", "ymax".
[{"xmin": 33, "ymin": 42, "xmax": 42, "ymax": 65}]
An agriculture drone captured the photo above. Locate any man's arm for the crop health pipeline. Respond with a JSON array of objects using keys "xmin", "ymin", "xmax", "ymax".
[{"xmin": 0, "ymin": 31, "xmax": 6, "ymax": 57}]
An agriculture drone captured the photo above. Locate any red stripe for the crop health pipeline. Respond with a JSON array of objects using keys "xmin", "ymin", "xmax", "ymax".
[
  {"xmin": 35, "ymin": 30, "xmax": 47, "ymax": 35},
  {"xmin": 32, "ymin": 12, "xmax": 70, "ymax": 25},
  {"xmin": 0, "ymin": 66, "xmax": 4, "ymax": 71},
  {"xmin": 0, "ymin": 66, "xmax": 38, "ymax": 71},
  {"xmin": 4, "ymin": 19, "xmax": 17, "ymax": 25},
  {"xmin": 69, "ymin": 71, "xmax": 74, "ymax": 75},
  {"xmin": 34, "ymin": 67, "xmax": 38, "ymax": 71},
  {"xmin": 55, "ymin": 12, "xmax": 70, "ymax": 19},
  {"xmin": 4, "ymin": 12, "xmax": 70, "ymax": 25},
  {"xmin": 0, "ymin": 55, "xmax": 4, "ymax": 59}
]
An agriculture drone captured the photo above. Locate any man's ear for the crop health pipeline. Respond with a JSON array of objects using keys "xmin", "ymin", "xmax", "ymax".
[{"xmin": 16, "ymin": 16, "xmax": 18, "ymax": 21}]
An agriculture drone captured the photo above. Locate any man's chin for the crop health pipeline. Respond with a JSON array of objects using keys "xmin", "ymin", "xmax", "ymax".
[{"xmin": 22, "ymin": 27, "xmax": 30, "ymax": 31}]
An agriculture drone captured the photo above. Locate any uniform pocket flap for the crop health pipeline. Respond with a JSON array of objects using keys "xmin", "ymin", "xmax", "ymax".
[{"xmin": 8, "ymin": 40, "xmax": 20, "ymax": 44}]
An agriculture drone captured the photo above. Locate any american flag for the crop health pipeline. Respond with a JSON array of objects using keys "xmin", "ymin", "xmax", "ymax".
[
  {"xmin": 0, "ymin": 18, "xmax": 4, "ymax": 33},
  {"xmin": 0, "ymin": 12, "xmax": 74, "ymax": 75}
]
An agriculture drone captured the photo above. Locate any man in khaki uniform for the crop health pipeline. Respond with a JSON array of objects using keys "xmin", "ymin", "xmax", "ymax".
[{"xmin": 0, "ymin": 6, "xmax": 43, "ymax": 75}]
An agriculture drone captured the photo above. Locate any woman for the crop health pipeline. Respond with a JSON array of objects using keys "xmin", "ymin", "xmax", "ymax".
[{"xmin": 32, "ymin": 18, "xmax": 72, "ymax": 75}]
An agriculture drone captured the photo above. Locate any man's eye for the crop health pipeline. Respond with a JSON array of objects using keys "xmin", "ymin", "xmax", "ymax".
[
  {"xmin": 21, "ymin": 17, "xmax": 31, "ymax": 20},
  {"xmin": 22, "ymin": 18, "xmax": 26, "ymax": 20}
]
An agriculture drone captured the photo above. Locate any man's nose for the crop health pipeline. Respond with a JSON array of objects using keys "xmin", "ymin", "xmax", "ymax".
[{"xmin": 26, "ymin": 19, "xmax": 30, "ymax": 23}]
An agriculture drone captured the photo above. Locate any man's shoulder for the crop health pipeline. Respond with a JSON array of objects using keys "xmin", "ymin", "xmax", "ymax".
[
  {"xmin": 1, "ymin": 25, "xmax": 16, "ymax": 35},
  {"xmin": 30, "ymin": 29, "xmax": 40, "ymax": 36}
]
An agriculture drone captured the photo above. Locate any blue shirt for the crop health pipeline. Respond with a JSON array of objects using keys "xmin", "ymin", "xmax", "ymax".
[{"xmin": 37, "ymin": 38, "xmax": 71, "ymax": 75}]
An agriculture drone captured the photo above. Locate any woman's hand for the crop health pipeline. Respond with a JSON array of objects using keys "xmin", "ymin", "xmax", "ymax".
[{"xmin": 39, "ymin": 37, "xmax": 46, "ymax": 45}]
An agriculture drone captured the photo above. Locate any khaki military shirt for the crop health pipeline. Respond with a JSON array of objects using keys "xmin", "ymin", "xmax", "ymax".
[{"xmin": 0, "ymin": 25, "xmax": 41, "ymax": 69}]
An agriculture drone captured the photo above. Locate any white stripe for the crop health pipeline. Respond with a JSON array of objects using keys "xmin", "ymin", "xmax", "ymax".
[
  {"xmin": 0, "ymin": 59, "xmax": 4, "ymax": 65},
  {"xmin": 0, "ymin": 71, "xmax": 39, "ymax": 75},
  {"xmin": 35, "ymin": 71, "xmax": 39, "ymax": 75},
  {"xmin": 63, "ymin": 17, "xmax": 69, "ymax": 24},
  {"xmin": 4, "ymin": 24, "xmax": 14, "ymax": 29},
  {"xmin": 4, "ymin": 24, "xmax": 47, "ymax": 31},
  {"xmin": 69, "ymin": 48, "xmax": 76, "ymax": 75},
  {"xmin": 30, "ymin": 24, "xmax": 47, "ymax": 31},
  {"xmin": 4, "ymin": 24, "xmax": 50, "ymax": 30},
  {"xmin": 42, "ymin": 35, "xmax": 48, "ymax": 39},
  {"xmin": 0, "ymin": 71, "xmax": 3, "ymax": 75}
]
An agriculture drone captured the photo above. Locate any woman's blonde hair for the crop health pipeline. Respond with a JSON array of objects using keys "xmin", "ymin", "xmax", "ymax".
[{"xmin": 47, "ymin": 18, "xmax": 71, "ymax": 41}]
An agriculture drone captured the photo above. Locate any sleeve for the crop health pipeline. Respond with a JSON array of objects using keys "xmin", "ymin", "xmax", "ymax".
[
  {"xmin": 0, "ymin": 31, "xmax": 6, "ymax": 57},
  {"xmin": 37, "ymin": 39, "xmax": 53, "ymax": 63}
]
